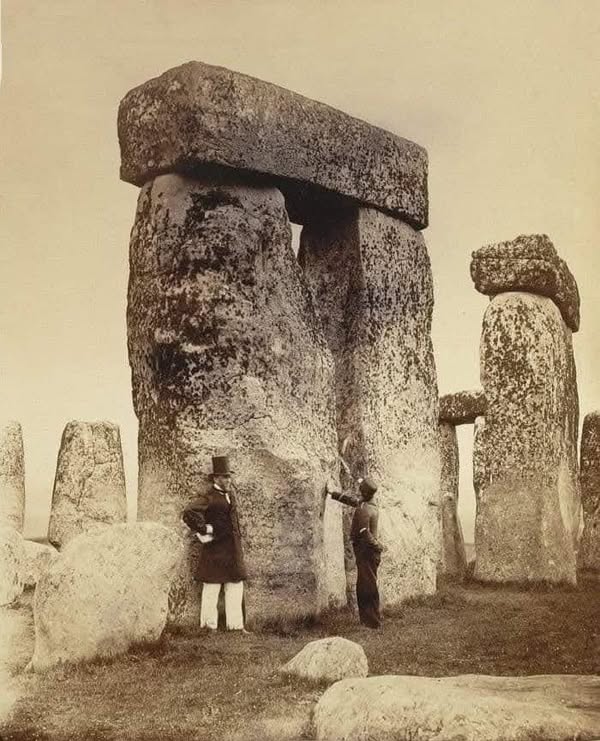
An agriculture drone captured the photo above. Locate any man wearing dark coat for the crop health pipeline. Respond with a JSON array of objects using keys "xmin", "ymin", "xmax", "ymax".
[
  {"xmin": 327, "ymin": 476, "xmax": 383, "ymax": 628},
  {"xmin": 182, "ymin": 455, "xmax": 247, "ymax": 632}
]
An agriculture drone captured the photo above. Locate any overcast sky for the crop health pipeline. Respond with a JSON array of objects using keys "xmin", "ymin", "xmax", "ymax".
[{"xmin": 1, "ymin": 0, "xmax": 598, "ymax": 541}]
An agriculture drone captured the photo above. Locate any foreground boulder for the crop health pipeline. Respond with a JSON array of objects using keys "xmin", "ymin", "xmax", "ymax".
[
  {"xmin": 30, "ymin": 522, "xmax": 182, "ymax": 671},
  {"xmin": 118, "ymin": 61, "xmax": 428, "ymax": 228},
  {"xmin": 48, "ymin": 421, "xmax": 127, "ymax": 548},
  {"xmin": 281, "ymin": 637, "xmax": 368, "ymax": 684},
  {"xmin": 0, "ymin": 525, "xmax": 24, "ymax": 605},
  {"xmin": 313, "ymin": 674, "xmax": 600, "ymax": 740},
  {"xmin": 22, "ymin": 541, "xmax": 59, "ymax": 588},
  {"xmin": 0, "ymin": 422, "xmax": 25, "ymax": 532}
]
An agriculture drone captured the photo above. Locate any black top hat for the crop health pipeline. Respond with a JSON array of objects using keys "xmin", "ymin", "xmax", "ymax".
[
  {"xmin": 359, "ymin": 477, "xmax": 378, "ymax": 498},
  {"xmin": 210, "ymin": 455, "xmax": 234, "ymax": 476}
]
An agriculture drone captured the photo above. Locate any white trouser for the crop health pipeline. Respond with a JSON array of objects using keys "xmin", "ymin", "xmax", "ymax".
[{"xmin": 200, "ymin": 582, "xmax": 244, "ymax": 630}]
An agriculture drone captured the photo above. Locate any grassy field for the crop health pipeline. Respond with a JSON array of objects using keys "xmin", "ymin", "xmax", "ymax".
[{"xmin": 2, "ymin": 580, "xmax": 599, "ymax": 741}]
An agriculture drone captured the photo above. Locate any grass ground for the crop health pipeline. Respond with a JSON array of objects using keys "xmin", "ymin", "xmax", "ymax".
[{"xmin": 2, "ymin": 580, "xmax": 599, "ymax": 741}]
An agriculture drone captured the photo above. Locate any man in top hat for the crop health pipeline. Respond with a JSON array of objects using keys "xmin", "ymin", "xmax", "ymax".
[
  {"xmin": 182, "ymin": 455, "xmax": 248, "ymax": 632},
  {"xmin": 327, "ymin": 476, "xmax": 383, "ymax": 628}
]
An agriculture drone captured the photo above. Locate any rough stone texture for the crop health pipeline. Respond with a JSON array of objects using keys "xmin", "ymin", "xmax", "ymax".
[
  {"xmin": 0, "ymin": 422, "xmax": 25, "ymax": 533},
  {"xmin": 118, "ymin": 61, "xmax": 428, "ymax": 229},
  {"xmin": 281, "ymin": 637, "xmax": 368, "ymax": 684},
  {"xmin": 472, "ymin": 415, "xmax": 486, "ymax": 503},
  {"xmin": 578, "ymin": 411, "xmax": 600, "ymax": 573},
  {"xmin": 128, "ymin": 173, "xmax": 345, "ymax": 626},
  {"xmin": 474, "ymin": 293, "xmax": 580, "ymax": 584},
  {"xmin": 47, "ymin": 421, "xmax": 127, "ymax": 549},
  {"xmin": 471, "ymin": 233, "xmax": 580, "ymax": 332},
  {"xmin": 0, "ymin": 525, "xmax": 24, "ymax": 606},
  {"xmin": 30, "ymin": 522, "xmax": 182, "ymax": 671},
  {"xmin": 22, "ymin": 541, "xmax": 59, "ymax": 588},
  {"xmin": 437, "ymin": 423, "xmax": 466, "ymax": 581},
  {"xmin": 438, "ymin": 389, "xmax": 486, "ymax": 425},
  {"xmin": 299, "ymin": 207, "xmax": 440, "ymax": 604},
  {"xmin": 313, "ymin": 674, "xmax": 600, "ymax": 741}
]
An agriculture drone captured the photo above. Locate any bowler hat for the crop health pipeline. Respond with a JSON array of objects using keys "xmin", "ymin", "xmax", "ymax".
[
  {"xmin": 359, "ymin": 477, "xmax": 378, "ymax": 497},
  {"xmin": 210, "ymin": 455, "xmax": 234, "ymax": 476}
]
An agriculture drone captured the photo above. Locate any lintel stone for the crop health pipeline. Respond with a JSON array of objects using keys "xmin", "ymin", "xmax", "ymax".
[
  {"xmin": 470, "ymin": 234, "xmax": 580, "ymax": 332},
  {"xmin": 118, "ymin": 61, "xmax": 428, "ymax": 229}
]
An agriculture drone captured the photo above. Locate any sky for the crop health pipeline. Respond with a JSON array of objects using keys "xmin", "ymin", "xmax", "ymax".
[{"xmin": 0, "ymin": 0, "xmax": 598, "ymax": 541}]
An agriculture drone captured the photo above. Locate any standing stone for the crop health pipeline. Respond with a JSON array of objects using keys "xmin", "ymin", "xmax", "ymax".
[
  {"xmin": 47, "ymin": 421, "xmax": 127, "ymax": 549},
  {"xmin": 30, "ymin": 523, "xmax": 182, "ymax": 671},
  {"xmin": 438, "ymin": 423, "xmax": 466, "ymax": 581},
  {"xmin": 578, "ymin": 411, "xmax": 600, "ymax": 574},
  {"xmin": 299, "ymin": 207, "xmax": 441, "ymax": 603},
  {"xmin": 128, "ymin": 173, "xmax": 345, "ymax": 626},
  {"xmin": 0, "ymin": 422, "xmax": 25, "ymax": 533},
  {"xmin": 474, "ymin": 292, "xmax": 579, "ymax": 583},
  {"xmin": 0, "ymin": 525, "xmax": 25, "ymax": 605}
]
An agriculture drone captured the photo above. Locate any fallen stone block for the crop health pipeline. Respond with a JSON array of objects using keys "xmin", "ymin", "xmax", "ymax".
[
  {"xmin": 313, "ymin": 674, "xmax": 600, "ymax": 740},
  {"xmin": 281, "ymin": 637, "xmax": 368, "ymax": 684},
  {"xmin": 30, "ymin": 522, "xmax": 182, "ymax": 671}
]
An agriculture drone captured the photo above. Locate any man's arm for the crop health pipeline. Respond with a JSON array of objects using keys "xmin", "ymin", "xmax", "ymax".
[
  {"xmin": 182, "ymin": 495, "xmax": 213, "ymax": 538},
  {"xmin": 326, "ymin": 479, "xmax": 360, "ymax": 507}
]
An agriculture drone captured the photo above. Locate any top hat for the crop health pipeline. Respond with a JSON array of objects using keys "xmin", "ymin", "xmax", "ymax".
[
  {"xmin": 210, "ymin": 455, "xmax": 234, "ymax": 477},
  {"xmin": 359, "ymin": 477, "xmax": 378, "ymax": 497}
]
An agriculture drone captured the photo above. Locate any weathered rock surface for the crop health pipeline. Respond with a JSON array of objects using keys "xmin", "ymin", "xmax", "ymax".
[
  {"xmin": 437, "ymin": 423, "xmax": 466, "ymax": 580},
  {"xmin": 313, "ymin": 674, "xmax": 600, "ymax": 740},
  {"xmin": 118, "ymin": 61, "xmax": 428, "ymax": 229},
  {"xmin": 474, "ymin": 292, "xmax": 580, "ymax": 584},
  {"xmin": 30, "ymin": 522, "xmax": 182, "ymax": 671},
  {"xmin": 0, "ymin": 525, "xmax": 24, "ymax": 606},
  {"xmin": 579, "ymin": 411, "xmax": 600, "ymax": 573},
  {"xmin": 0, "ymin": 422, "xmax": 25, "ymax": 532},
  {"xmin": 471, "ymin": 233, "xmax": 580, "ymax": 331},
  {"xmin": 128, "ymin": 173, "xmax": 345, "ymax": 625},
  {"xmin": 438, "ymin": 389, "xmax": 486, "ymax": 425},
  {"xmin": 47, "ymin": 421, "xmax": 127, "ymax": 548},
  {"xmin": 472, "ymin": 415, "xmax": 486, "ymax": 500},
  {"xmin": 281, "ymin": 637, "xmax": 368, "ymax": 684},
  {"xmin": 299, "ymin": 207, "xmax": 440, "ymax": 604},
  {"xmin": 22, "ymin": 541, "xmax": 59, "ymax": 588}
]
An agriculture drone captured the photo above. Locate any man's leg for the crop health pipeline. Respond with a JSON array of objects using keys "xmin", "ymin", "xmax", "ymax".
[
  {"xmin": 354, "ymin": 548, "xmax": 381, "ymax": 628},
  {"xmin": 200, "ymin": 583, "xmax": 221, "ymax": 630},
  {"xmin": 223, "ymin": 581, "xmax": 244, "ymax": 630}
]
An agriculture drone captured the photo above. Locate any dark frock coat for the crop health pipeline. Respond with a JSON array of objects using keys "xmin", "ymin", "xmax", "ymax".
[
  {"xmin": 182, "ymin": 487, "xmax": 247, "ymax": 583},
  {"xmin": 332, "ymin": 491, "xmax": 382, "ymax": 628}
]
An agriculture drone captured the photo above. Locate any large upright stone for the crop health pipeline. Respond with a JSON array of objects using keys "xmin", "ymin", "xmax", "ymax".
[
  {"xmin": 48, "ymin": 421, "xmax": 127, "ymax": 548},
  {"xmin": 299, "ymin": 207, "xmax": 440, "ymax": 603},
  {"xmin": 437, "ymin": 423, "xmax": 466, "ymax": 581},
  {"xmin": 118, "ymin": 61, "xmax": 428, "ymax": 229},
  {"xmin": 0, "ymin": 422, "xmax": 25, "ymax": 532},
  {"xmin": 128, "ymin": 173, "xmax": 345, "ymax": 625},
  {"xmin": 474, "ymin": 292, "xmax": 580, "ymax": 583},
  {"xmin": 471, "ymin": 233, "xmax": 580, "ymax": 331},
  {"xmin": 578, "ymin": 411, "xmax": 600, "ymax": 574}
]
